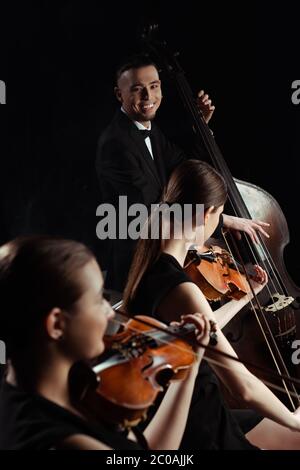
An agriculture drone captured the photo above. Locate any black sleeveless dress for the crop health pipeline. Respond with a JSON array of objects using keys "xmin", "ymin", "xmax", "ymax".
[
  {"xmin": 129, "ymin": 252, "xmax": 262, "ymax": 450},
  {"xmin": 0, "ymin": 381, "xmax": 142, "ymax": 450}
]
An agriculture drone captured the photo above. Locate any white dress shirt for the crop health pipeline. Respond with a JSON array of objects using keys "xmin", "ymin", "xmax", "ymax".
[{"xmin": 121, "ymin": 107, "xmax": 154, "ymax": 159}]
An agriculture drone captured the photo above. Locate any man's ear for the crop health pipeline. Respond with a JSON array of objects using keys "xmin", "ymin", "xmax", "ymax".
[
  {"xmin": 45, "ymin": 308, "xmax": 66, "ymax": 341},
  {"xmin": 114, "ymin": 86, "xmax": 122, "ymax": 103},
  {"xmin": 204, "ymin": 206, "xmax": 215, "ymax": 224}
]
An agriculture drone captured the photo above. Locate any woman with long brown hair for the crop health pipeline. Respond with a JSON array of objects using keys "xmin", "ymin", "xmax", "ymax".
[
  {"xmin": 0, "ymin": 235, "xmax": 211, "ymax": 450},
  {"xmin": 123, "ymin": 159, "xmax": 300, "ymax": 450}
]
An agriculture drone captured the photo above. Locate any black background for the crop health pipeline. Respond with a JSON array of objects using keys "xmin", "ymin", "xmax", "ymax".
[{"xmin": 1, "ymin": 1, "xmax": 300, "ymax": 281}]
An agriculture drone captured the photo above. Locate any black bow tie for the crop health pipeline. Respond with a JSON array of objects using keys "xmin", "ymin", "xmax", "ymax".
[{"xmin": 139, "ymin": 129, "xmax": 152, "ymax": 140}]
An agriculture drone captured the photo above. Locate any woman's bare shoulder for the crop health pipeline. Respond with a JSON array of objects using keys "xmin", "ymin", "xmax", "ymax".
[{"xmin": 157, "ymin": 281, "xmax": 212, "ymax": 323}]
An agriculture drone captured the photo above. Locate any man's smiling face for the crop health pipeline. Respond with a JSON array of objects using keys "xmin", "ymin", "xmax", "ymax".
[{"xmin": 115, "ymin": 65, "xmax": 162, "ymax": 125}]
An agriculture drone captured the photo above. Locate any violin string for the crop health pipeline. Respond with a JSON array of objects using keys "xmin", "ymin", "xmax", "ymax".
[
  {"xmin": 222, "ymin": 231, "xmax": 297, "ymax": 408},
  {"xmin": 109, "ymin": 312, "xmax": 300, "ymax": 388},
  {"xmin": 107, "ymin": 314, "xmax": 300, "ymax": 399}
]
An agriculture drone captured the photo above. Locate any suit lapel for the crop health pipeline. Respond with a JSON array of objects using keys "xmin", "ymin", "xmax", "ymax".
[
  {"xmin": 116, "ymin": 111, "xmax": 163, "ymax": 189},
  {"xmin": 150, "ymin": 126, "xmax": 167, "ymax": 187},
  {"xmin": 129, "ymin": 127, "xmax": 163, "ymax": 188}
]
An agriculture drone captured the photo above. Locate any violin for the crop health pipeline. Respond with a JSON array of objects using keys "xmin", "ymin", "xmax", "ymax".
[
  {"xmin": 69, "ymin": 315, "xmax": 217, "ymax": 429},
  {"xmin": 184, "ymin": 247, "xmax": 253, "ymax": 302},
  {"xmin": 68, "ymin": 313, "xmax": 300, "ymax": 431}
]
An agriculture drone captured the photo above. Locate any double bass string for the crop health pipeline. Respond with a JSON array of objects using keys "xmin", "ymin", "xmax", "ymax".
[
  {"xmin": 222, "ymin": 231, "xmax": 298, "ymax": 409},
  {"xmin": 173, "ymin": 70, "xmax": 286, "ymax": 335},
  {"xmin": 217, "ymin": 177, "xmax": 299, "ymax": 409},
  {"xmin": 147, "ymin": 27, "xmax": 291, "ymax": 306},
  {"xmin": 177, "ymin": 62, "xmax": 289, "ymax": 303},
  {"xmin": 237, "ymin": 226, "xmax": 297, "ymax": 342},
  {"xmin": 144, "ymin": 34, "xmax": 298, "ymax": 405},
  {"xmin": 167, "ymin": 62, "xmax": 298, "ymax": 407}
]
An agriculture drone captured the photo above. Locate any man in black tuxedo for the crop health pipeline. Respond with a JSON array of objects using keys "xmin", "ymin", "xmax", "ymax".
[{"xmin": 96, "ymin": 55, "xmax": 269, "ymax": 291}]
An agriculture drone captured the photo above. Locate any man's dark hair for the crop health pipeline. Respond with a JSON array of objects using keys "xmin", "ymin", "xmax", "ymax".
[{"xmin": 115, "ymin": 54, "xmax": 159, "ymax": 85}]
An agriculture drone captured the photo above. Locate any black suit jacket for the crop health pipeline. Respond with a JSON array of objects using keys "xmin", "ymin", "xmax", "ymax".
[{"xmin": 96, "ymin": 110, "xmax": 186, "ymax": 207}]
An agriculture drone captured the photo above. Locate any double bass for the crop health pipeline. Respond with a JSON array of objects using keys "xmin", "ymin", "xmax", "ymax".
[{"xmin": 142, "ymin": 25, "xmax": 300, "ymax": 408}]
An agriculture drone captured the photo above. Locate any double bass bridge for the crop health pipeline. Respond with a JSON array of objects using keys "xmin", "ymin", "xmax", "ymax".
[
  {"xmin": 262, "ymin": 293, "xmax": 296, "ymax": 346},
  {"xmin": 264, "ymin": 293, "xmax": 294, "ymax": 313}
]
